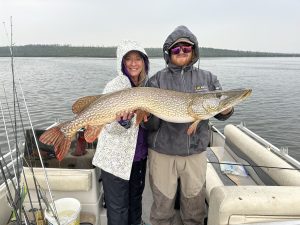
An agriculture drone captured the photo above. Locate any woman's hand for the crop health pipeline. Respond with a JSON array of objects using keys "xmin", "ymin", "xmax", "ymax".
[{"xmin": 116, "ymin": 111, "xmax": 135, "ymax": 121}]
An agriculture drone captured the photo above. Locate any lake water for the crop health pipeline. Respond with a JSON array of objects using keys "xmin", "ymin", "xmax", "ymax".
[{"xmin": 0, "ymin": 57, "xmax": 299, "ymax": 161}]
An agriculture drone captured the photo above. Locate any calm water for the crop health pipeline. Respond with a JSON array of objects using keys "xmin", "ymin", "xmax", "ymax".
[{"xmin": 0, "ymin": 57, "xmax": 299, "ymax": 161}]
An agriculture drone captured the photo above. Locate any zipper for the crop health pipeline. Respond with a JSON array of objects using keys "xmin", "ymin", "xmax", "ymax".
[
  {"xmin": 180, "ymin": 68, "xmax": 187, "ymax": 92},
  {"xmin": 153, "ymin": 127, "xmax": 161, "ymax": 148},
  {"xmin": 181, "ymin": 67, "xmax": 190, "ymax": 155},
  {"xmin": 187, "ymin": 128, "xmax": 190, "ymax": 155}
]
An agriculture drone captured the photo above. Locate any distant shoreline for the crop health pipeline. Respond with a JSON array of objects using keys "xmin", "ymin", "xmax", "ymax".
[{"xmin": 0, "ymin": 45, "xmax": 299, "ymax": 57}]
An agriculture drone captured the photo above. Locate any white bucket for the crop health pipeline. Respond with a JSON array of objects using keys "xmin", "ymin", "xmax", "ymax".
[{"xmin": 44, "ymin": 198, "xmax": 81, "ymax": 225}]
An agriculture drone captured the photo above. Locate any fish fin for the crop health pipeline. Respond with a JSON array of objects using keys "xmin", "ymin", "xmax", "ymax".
[
  {"xmin": 39, "ymin": 124, "xmax": 72, "ymax": 161},
  {"xmin": 84, "ymin": 125, "xmax": 103, "ymax": 143},
  {"xmin": 135, "ymin": 109, "xmax": 149, "ymax": 126},
  {"xmin": 187, "ymin": 120, "xmax": 201, "ymax": 136},
  {"xmin": 72, "ymin": 95, "xmax": 103, "ymax": 114}
]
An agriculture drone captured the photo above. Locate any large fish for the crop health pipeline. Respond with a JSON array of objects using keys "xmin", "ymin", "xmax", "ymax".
[{"xmin": 39, "ymin": 87, "xmax": 251, "ymax": 160}]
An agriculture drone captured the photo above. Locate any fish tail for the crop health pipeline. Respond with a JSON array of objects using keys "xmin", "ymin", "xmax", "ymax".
[{"xmin": 39, "ymin": 123, "xmax": 72, "ymax": 161}]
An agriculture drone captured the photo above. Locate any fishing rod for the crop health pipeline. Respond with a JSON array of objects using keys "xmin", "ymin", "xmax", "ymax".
[
  {"xmin": 6, "ymin": 78, "xmax": 48, "ymax": 221},
  {"xmin": 0, "ymin": 148, "xmax": 22, "ymax": 225},
  {"xmin": 2, "ymin": 84, "xmax": 17, "ymax": 134},
  {"xmin": 0, "ymin": 149, "xmax": 31, "ymax": 225},
  {"xmin": 14, "ymin": 107, "xmax": 38, "ymax": 223},
  {"xmin": 14, "ymin": 85, "xmax": 45, "ymax": 221},
  {"xmin": 18, "ymin": 80, "xmax": 61, "ymax": 225},
  {"xmin": 1, "ymin": 81, "xmax": 39, "ymax": 224},
  {"xmin": 2, "ymin": 17, "xmax": 52, "ymax": 224},
  {"xmin": 0, "ymin": 99, "xmax": 29, "ymax": 221},
  {"xmin": 208, "ymin": 161, "xmax": 300, "ymax": 171},
  {"xmin": 0, "ymin": 99, "xmax": 18, "ymax": 180},
  {"xmin": 7, "ymin": 16, "xmax": 23, "ymax": 221},
  {"xmin": 3, "ymin": 17, "xmax": 23, "ymax": 222},
  {"xmin": 1, "ymin": 25, "xmax": 42, "ymax": 222}
]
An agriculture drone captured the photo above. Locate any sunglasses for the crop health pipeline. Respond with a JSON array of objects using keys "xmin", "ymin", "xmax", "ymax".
[{"xmin": 170, "ymin": 45, "xmax": 193, "ymax": 55}]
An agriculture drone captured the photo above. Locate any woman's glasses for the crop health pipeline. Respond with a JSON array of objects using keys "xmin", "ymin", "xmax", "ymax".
[{"xmin": 170, "ymin": 45, "xmax": 193, "ymax": 55}]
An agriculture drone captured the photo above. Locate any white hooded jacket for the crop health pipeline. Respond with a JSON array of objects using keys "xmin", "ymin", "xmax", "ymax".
[{"xmin": 92, "ymin": 40, "xmax": 148, "ymax": 180}]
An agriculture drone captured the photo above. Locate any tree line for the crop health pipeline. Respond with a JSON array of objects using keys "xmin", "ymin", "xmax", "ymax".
[{"xmin": 0, "ymin": 44, "xmax": 299, "ymax": 57}]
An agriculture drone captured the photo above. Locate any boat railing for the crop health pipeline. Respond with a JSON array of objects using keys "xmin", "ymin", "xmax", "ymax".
[
  {"xmin": 210, "ymin": 123, "xmax": 225, "ymax": 139},
  {"xmin": 237, "ymin": 122, "xmax": 300, "ymax": 170},
  {"xmin": 236, "ymin": 220, "xmax": 300, "ymax": 225}
]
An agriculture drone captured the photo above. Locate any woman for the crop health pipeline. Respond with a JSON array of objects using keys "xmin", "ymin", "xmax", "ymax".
[{"xmin": 92, "ymin": 40, "xmax": 149, "ymax": 225}]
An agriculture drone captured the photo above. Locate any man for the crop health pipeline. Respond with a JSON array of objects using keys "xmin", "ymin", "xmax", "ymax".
[{"xmin": 144, "ymin": 25, "xmax": 233, "ymax": 225}]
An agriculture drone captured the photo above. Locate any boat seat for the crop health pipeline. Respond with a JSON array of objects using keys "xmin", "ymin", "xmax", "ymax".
[
  {"xmin": 0, "ymin": 178, "xmax": 16, "ymax": 225},
  {"xmin": 224, "ymin": 124, "xmax": 300, "ymax": 186},
  {"xmin": 21, "ymin": 161, "xmax": 102, "ymax": 225},
  {"xmin": 207, "ymin": 186, "xmax": 300, "ymax": 225},
  {"xmin": 206, "ymin": 146, "xmax": 257, "ymax": 201},
  {"xmin": 209, "ymin": 146, "xmax": 257, "ymax": 186},
  {"xmin": 21, "ymin": 149, "xmax": 97, "ymax": 191},
  {"xmin": 22, "ymin": 167, "xmax": 92, "ymax": 191}
]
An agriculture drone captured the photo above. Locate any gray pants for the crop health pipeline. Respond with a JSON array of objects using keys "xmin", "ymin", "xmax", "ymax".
[{"xmin": 149, "ymin": 149, "xmax": 207, "ymax": 225}]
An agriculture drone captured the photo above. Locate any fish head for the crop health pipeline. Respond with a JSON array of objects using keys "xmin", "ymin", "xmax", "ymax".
[{"xmin": 191, "ymin": 88, "xmax": 252, "ymax": 119}]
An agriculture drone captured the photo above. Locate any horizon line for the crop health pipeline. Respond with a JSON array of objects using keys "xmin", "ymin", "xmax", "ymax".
[{"xmin": 0, "ymin": 44, "xmax": 299, "ymax": 55}]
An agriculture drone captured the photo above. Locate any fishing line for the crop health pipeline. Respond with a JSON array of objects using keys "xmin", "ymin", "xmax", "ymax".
[
  {"xmin": 4, "ymin": 17, "xmax": 23, "ymax": 221},
  {"xmin": 0, "ymin": 99, "xmax": 17, "ymax": 180},
  {"xmin": 2, "ymin": 84, "xmax": 17, "ymax": 134},
  {"xmin": 18, "ymin": 79, "xmax": 61, "ymax": 225},
  {"xmin": 0, "ymin": 148, "xmax": 22, "ymax": 225},
  {"xmin": 14, "ymin": 88, "xmax": 45, "ymax": 220},
  {"xmin": 210, "ymin": 123, "xmax": 300, "ymax": 171},
  {"xmin": 0, "ymin": 150, "xmax": 31, "ymax": 224},
  {"xmin": 3, "ymin": 17, "xmax": 58, "ymax": 224},
  {"xmin": 13, "ymin": 81, "xmax": 43, "ymax": 219},
  {"xmin": 2, "ymin": 83, "xmax": 39, "ymax": 222},
  {"xmin": 208, "ymin": 161, "xmax": 300, "ymax": 171}
]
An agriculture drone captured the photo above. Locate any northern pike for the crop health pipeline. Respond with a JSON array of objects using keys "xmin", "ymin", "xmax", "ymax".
[{"xmin": 39, "ymin": 87, "xmax": 251, "ymax": 160}]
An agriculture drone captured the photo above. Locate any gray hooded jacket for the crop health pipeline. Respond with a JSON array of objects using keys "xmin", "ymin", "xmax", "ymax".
[{"xmin": 145, "ymin": 25, "xmax": 232, "ymax": 156}]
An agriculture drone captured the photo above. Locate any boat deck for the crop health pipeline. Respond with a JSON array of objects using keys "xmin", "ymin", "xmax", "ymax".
[{"xmin": 2, "ymin": 124, "xmax": 300, "ymax": 225}]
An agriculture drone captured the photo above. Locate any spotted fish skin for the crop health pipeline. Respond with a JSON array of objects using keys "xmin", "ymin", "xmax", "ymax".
[{"xmin": 39, "ymin": 87, "xmax": 251, "ymax": 160}]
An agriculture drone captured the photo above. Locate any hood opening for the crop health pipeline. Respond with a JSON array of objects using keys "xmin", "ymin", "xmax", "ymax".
[
  {"xmin": 121, "ymin": 51, "xmax": 149, "ymax": 87},
  {"xmin": 163, "ymin": 25, "xmax": 199, "ymax": 66}
]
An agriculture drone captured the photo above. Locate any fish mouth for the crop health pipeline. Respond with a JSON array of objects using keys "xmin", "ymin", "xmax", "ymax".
[
  {"xmin": 242, "ymin": 89, "xmax": 252, "ymax": 98},
  {"xmin": 229, "ymin": 88, "xmax": 252, "ymax": 100},
  {"xmin": 220, "ymin": 88, "xmax": 252, "ymax": 109}
]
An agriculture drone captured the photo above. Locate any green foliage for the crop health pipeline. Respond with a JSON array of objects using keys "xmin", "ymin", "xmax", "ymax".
[{"xmin": 0, "ymin": 44, "xmax": 299, "ymax": 57}]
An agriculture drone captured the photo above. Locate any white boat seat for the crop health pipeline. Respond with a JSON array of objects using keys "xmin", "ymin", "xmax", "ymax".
[
  {"xmin": 208, "ymin": 186, "xmax": 300, "ymax": 225},
  {"xmin": 206, "ymin": 146, "xmax": 257, "ymax": 201},
  {"xmin": 22, "ymin": 167, "xmax": 92, "ymax": 192},
  {"xmin": 0, "ymin": 178, "xmax": 17, "ymax": 225},
  {"xmin": 209, "ymin": 146, "xmax": 257, "ymax": 186},
  {"xmin": 224, "ymin": 124, "xmax": 300, "ymax": 186}
]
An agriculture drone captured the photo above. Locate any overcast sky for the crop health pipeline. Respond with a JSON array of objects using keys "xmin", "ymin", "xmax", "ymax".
[{"xmin": 0, "ymin": 0, "xmax": 299, "ymax": 53}]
